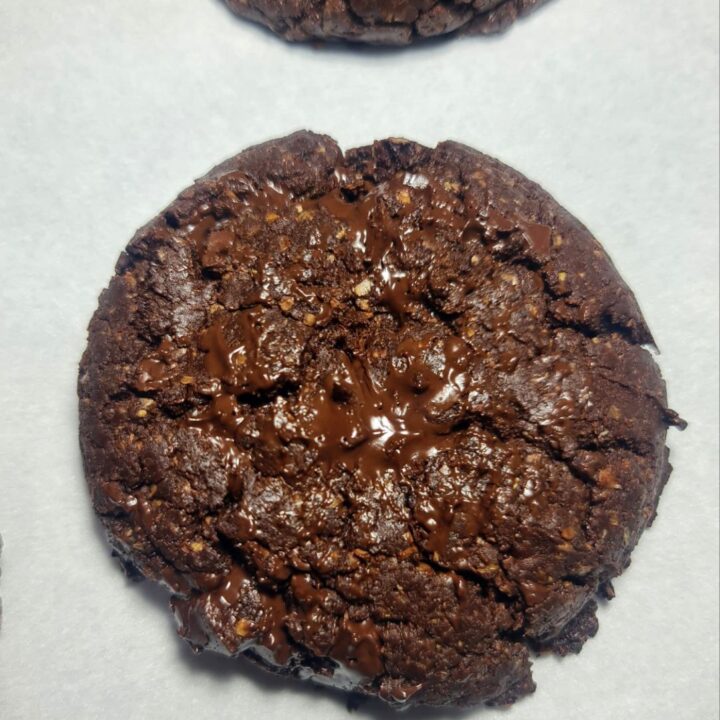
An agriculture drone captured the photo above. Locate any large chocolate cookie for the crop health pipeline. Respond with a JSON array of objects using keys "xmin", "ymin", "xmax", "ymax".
[
  {"xmin": 79, "ymin": 132, "xmax": 683, "ymax": 708},
  {"xmin": 224, "ymin": 0, "xmax": 549, "ymax": 44}
]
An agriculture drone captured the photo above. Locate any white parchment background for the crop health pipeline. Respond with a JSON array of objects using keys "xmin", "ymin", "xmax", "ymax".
[{"xmin": 0, "ymin": 1, "xmax": 718, "ymax": 718}]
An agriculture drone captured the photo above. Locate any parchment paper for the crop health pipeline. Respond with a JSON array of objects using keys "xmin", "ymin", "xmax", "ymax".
[{"xmin": 1, "ymin": 1, "xmax": 718, "ymax": 718}]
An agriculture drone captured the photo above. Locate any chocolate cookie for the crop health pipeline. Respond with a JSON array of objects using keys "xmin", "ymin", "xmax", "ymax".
[
  {"xmin": 224, "ymin": 0, "xmax": 549, "ymax": 44},
  {"xmin": 79, "ymin": 132, "xmax": 684, "ymax": 708}
]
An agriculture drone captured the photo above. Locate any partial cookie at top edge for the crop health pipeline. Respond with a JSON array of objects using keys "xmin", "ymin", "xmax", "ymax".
[{"xmin": 223, "ymin": 0, "xmax": 551, "ymax": 45}]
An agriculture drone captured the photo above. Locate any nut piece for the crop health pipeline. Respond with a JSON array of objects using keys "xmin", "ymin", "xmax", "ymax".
[
  {"xmin": 608, "ymin": 405, "xmax": 622, "ymax": 420},
  {"xmin": 295, "ymin": 205, "xmax": 314, "ymax": 221},
  {"xmin": 303, "ymin": 313, "xmax": 317, "ymax": 326},
  {"xmin": 396, "ymin": 189, "xmax": 412, "ymax": 205},
  {"xmin": 354, "ymin": 279, "xmax": 372, "ymax": 297},
  {"xmin": 279, "ymin": 297, "xmax": 295, "ymax": 312},
  {"xmin": 598, "ymin": 468, "xmax": 621, "ymax": 489},
  {"xmin": 135, "ymin": 398, "xmax": 154, "ymax": 418},
  {"xmin": 234, "ymin": 618, "xmax": 253, "ymax": 637}
]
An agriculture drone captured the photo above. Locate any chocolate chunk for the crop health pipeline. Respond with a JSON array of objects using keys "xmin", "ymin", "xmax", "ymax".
[
  {"xmin": 223, "ymin": 0, "xmax": 550, "ymax": 44},
  {"xmin": 78, "ymin": 131, "xmax": 684, "ymax": 708}
]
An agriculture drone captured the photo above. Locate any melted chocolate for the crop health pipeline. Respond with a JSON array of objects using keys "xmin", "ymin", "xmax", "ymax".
[
  {"xmin": 80, "ymin": 134, "xmax": 683, "ymax": 708},
  {"xmin": 168, "ymin": 170, "xmax": 582, "ymax": 681}
]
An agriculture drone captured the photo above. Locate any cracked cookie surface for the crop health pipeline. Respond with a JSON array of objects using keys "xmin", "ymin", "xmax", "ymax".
[
  {"xmin": 223, "ymin": 0, "xmax": 550, "ymax": 44},
  {"xmin": 79, "ymin": 131, "xmax": 683, "ymax": 708}
]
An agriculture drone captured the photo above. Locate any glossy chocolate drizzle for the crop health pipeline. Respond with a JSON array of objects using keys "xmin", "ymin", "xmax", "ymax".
[
  {"xmin": 191, "ymin": 325, "xmax": 472, "ymax": 481},
  {"xmin": 164, "ymin": 169, "xmax": 551, "ymax": 692},
  {"xmin": 185, "ymin": 171, "xmax": 490, "ymax": 482}
]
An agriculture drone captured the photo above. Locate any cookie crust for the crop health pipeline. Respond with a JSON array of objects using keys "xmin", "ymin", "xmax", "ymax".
[{"xmin": 79, "ymin": 131, "xmax": 683, "ymax": 708}]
